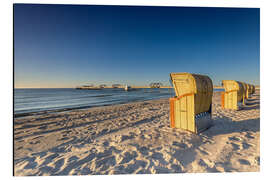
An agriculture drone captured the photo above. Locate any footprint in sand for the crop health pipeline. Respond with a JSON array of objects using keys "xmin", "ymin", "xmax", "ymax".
[
  {"xmin": 150, "ymin": 152, "xmax": 168, "ymax": 165},
  {"xmin": 121, "ymin": 134, "xmax": 135, "ymax": 142},
  {"xmin": 39, "ymin": 166, "xmax": 54, "ymax": 175},
  {"xmin": 96, "ymin": 149, "xmax": 113, "ymax": 159},
  {"xmin": 230, "ymin": 142, "xmax": 241, "ymax": 151},
  {"xmin": 197, "ymin": 147, "xmax": 210, "ymax": 155},
  {"xmin": 67, "ymin": 156, "xmax": 79, "ymax": 163},
  {"xmin": 238, "ymin": 159, "xmax": 251, "ymax": 165},
  {"xmin": 245, "ymin": 132, "xmax": 255, "ymax": 139},
  {"xmin": 170, "ymin": 164, "xmax": 182, "ymax": 173},
  {"xmin": 96, "ymin": 155, "xmax": 116, "ymax": 171},
  {"xmin": 50, "ymin": 158, "xmax": 65, "ymax": 174},
  {"xmin": 40, "ymin": 153, "xmax": 59, "ymax": 167},
  {"xmin": 137, "ymin": 146, "xmax": 149, "ymax": 156},
  {"xmin": 172, "ymin": 141, "xmax": 188, "ymax": 149},
  {"xmin": 29, "ymin": 140, "xmax": 41, "ymax": 145},
  {"xmin": 119, "ymin": 151, "xmax": 138, "ymax": 164},
  {"xmin": 58, "ymin": 137, "xmax": 69, "ymax": 141},
  {"xmin": 198, "ymin": 159, "xmax": 222, "ymax": 172},
  {"xmin": 121, "ymin": 161, "xmax": 143, "ymax": 174},
  {"xmin": 102, "ymin": 141, "xmax": 110, "ymax": 147},
  {"xmin": 50, "ymin": 146, "xmax": 67, "ymax": 154},
  {"xmin": 31, "ymin": 151, "xmax": 47, "ymax": 158},
  {"xmin": 80, "ymin": 166, "xmax": 92, "ymax": 175},
  {"xmin": 228, "ymin": 136, "xmax": 241, "ymax": 142},
  {"xmin": 23, "ymin": 157, "xmax": 38, "ymax": 170},
  {"xmin": 17, "ymin": 146, "xmax": 23, "ymax": 150},
  {"xmin": 242, "ymin": 142, "xmax": 253, "ymax": 149},
  {"xmin": 198, "ymin": 159, "xmax": 208, "ymax": 167},
  {"xmin": 112, "ymin": 165, "xmax": 126, "ymax": 174}
]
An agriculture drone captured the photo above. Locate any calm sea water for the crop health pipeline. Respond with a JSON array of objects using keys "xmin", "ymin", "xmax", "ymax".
[{"xmin": 14, "ymin": 88, "xmax": 224, "ymax": 116}]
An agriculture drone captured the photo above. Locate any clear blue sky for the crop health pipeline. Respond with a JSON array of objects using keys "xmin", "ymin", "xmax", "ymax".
[{"xmin": 14, "ymin": 4, "xmax": 260, "ymax": 88}]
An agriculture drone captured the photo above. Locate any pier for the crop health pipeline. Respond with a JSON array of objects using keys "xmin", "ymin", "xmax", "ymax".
[{"xmin": 76, "ymin": 85, "xmax": 223, "ymax": 90}]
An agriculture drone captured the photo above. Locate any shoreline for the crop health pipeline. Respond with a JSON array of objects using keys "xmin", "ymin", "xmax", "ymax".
[{"xmin": 14, "ymin": 97, "xmax": 172, "ymax": 119}]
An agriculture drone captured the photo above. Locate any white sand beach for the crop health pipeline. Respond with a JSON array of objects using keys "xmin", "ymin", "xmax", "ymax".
[{"xmin": 14, "ymin": 90, "xmax": 260, "ymax": 176}]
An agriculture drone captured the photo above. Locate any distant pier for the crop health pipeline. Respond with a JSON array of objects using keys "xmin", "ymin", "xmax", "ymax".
[
  {"xmin": 76, "ymin": 85, "xmax": 173, "ymax": 90},
  {"xmin": 76, "ymin": 85, "xmax": 223, "ymax": 90}
]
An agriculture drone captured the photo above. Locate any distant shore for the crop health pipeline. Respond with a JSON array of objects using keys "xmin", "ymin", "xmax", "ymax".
[{"xmin": 14, "ymin": 91, "xmax": 260, "ymax": 175}]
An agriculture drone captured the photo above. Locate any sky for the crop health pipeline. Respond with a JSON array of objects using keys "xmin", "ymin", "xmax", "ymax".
[{"xmin": 14, "ymin": 4, "xmax": 260, "ymax": 88}]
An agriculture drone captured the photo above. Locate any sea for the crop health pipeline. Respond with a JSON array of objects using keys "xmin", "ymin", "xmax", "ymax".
[{"xmin": 14, "ymin": 88, "xmax": 224, "ymax": 117}]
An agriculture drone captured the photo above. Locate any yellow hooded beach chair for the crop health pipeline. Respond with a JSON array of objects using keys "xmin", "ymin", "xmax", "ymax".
[
  {"xmin": 221, "ymin": 80, "xmax": 244, "ymax": 110},
  {"xmin": 169, "ymin": 72, "xmax": 213, "ymax": 133}
]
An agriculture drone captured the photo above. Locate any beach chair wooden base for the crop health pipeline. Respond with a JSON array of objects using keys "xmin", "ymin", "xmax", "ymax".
[{"xmin": 170, "ymin": 97, "xmax": 212, "ymax": 134}]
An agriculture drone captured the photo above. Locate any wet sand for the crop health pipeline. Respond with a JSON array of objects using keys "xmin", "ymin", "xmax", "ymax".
[{"xmin": 14, "ymin": 90, "xmax": 260, "ymax": 175}]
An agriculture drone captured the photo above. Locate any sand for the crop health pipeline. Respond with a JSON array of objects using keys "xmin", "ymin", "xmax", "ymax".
[{"xmin": 14, "ymin": 90, "xmax": 260, "ymax": 176}]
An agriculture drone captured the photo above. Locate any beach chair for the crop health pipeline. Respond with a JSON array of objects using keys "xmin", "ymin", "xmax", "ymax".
[
  {"xmin": 169, "ymin": 72, "xmax": 213, "ymax": 133},
  {"xmin": 221, "ymin": 80, "xmax": 244, "ymax": 110},
  {"xmin": 252, "ymin": 85, "xmax": 256, "ymax": 94},
  {"xmin": 248, "ymin": 84, "xmax": 253, "ymax": 97},
  {"xmin": 250, "ymin": 84, "xmax": 253, "ymax": 95},
  {"xmin": 245, "ymin": 83, "xmax": 250, "ymax": 99},
  {"xmin": 239, "ymin": 82, "xmax": 247, "ymax": 104}
]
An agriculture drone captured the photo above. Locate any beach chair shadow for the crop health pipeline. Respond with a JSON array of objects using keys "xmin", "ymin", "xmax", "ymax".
[{"xmin": 202, "ymin": 115, "xmax": 260, "ymax": 137}]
